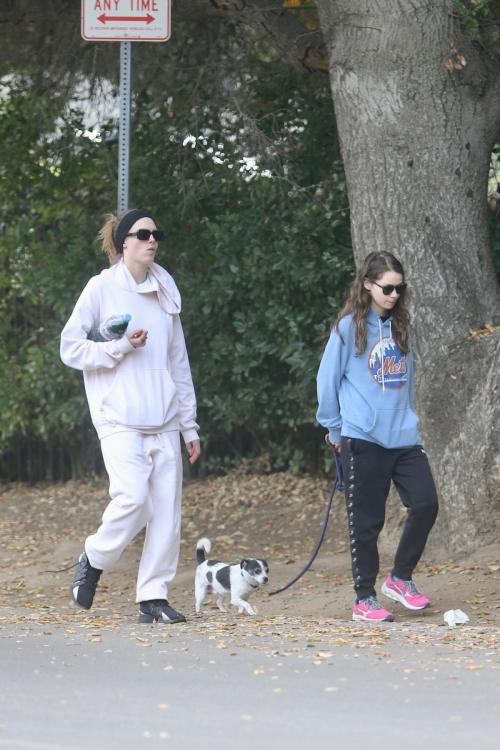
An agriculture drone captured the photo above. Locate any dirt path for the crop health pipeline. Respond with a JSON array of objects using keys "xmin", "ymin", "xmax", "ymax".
[{"xmin": 1, "ymin": 466, "xmax": 499, "ymax": 627}]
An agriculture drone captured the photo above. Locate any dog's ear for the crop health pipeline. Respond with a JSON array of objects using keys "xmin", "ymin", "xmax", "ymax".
[{"xmin": 240, "ymin": 559, "xmax": 249, "ymax": 569}]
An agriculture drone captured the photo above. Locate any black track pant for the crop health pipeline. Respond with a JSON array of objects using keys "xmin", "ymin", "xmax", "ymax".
[{"xmin": 340, "ymin": 437, "xmax": 439, "ymax": 601}]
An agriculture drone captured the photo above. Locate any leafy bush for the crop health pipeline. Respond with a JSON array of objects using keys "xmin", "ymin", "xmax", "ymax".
[
  {"xmin": 3, "ymin": 54, "xmax": 500, "ymax": 478},
  {"xmin": 0, "ymin": 68, "xmax": 348, "ymax": 476}
]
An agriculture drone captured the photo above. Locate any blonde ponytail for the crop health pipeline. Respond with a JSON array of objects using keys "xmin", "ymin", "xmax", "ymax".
[
  {"xmin": 98, "ymin": 209, "xmax": 135, "ymax": 265},
  {"xmin": 98, "ymin": 213, "xmax": 119, "ymax": 265}
]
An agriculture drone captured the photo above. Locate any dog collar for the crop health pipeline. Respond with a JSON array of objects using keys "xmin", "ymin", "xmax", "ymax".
[{"xmin": 241, "ymin": 571, "xmax": 258, "ymax": 589}]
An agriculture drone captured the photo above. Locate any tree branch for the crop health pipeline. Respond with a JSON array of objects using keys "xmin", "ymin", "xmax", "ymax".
[
  {"xmin": 173, "ymin": 0, "xmax": 329, "ymax": 73},
  {"xmin": 0, "ymin": 0, "xmax": 328, "ymax": 74}
]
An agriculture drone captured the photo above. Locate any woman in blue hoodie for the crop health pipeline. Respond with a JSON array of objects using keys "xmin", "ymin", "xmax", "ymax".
[{"xmin": 317, "ymin": 251, "xmax": 438, "ymax": 622}]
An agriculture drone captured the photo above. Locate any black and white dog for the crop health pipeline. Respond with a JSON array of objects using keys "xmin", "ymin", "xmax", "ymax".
[{"xmin": 195, "ymin": 538, "xmax": 269, "ymax": 616}]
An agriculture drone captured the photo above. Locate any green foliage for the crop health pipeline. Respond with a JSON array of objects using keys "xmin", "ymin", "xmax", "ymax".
[
  {"xmin": 176, "ymin": 184, "xmax": 351, "ymax": 471},
  {"xmin": 0, "ymin": 66, "xmax": 352, "ymax": 475},
  {"xmin": 2, "ymin": 31, "xmax": 500, "ymax": 478},
  {"xmin": 454, "ymin": 1, "xmax": 500, "ymax": 52},
  {"xmin": 0, "ymin": 85, "xmax": 113, "ymax": 459},
  {"xmin": 2, "ymin": 46, "xmax": 500, "ymax": 478},
  {"xmin": 129, "ymin": 66, "xmax": 353, "ymax": 471}
]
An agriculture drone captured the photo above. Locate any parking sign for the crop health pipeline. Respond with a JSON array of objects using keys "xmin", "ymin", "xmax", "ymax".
[{"xmin": 82, "ymin": 0, "xmax": 171, "ymax": 42}]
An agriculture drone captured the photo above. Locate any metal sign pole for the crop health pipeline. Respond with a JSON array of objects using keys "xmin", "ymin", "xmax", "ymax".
[{"xmin": 118, "ymin": 41, "xmax": 132, "ymax": 213}]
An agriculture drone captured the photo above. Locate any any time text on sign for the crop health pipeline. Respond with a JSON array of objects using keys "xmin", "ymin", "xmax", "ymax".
[{"xmin": 81, "ymin": 0, "xmax": 171, "ymax": 42}]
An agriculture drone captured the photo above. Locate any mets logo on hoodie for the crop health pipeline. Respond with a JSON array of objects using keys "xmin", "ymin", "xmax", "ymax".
[{"xmin": 368, "ymin": 337, "xmax": 407, "ymax": 390}]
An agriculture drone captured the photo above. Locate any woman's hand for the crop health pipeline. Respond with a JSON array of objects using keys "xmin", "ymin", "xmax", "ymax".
[
  {"xmin": 186, "ymin": 439, "xmax": 201, "ymax": 465},
  {"xmin": 325, "ymin": 434, "xmax": 341, "ymax": 453},
  {"xmin": 127, "ymin": 328, "xmax": 148, "ymax": 348}
]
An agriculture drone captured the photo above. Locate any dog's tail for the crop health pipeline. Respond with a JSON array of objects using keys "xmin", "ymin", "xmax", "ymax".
[{"xmin": 196, "ymin": 538, "xmax": 212, "ymax": 565}]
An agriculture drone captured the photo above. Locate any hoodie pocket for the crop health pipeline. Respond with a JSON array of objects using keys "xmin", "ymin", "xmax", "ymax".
[
  {"xmin": 101, "ymin": 368, "xmax": 179, "ymax": 429},
  {"xmin": 364, "ymin": 408, "xmax": 420, "ymax": 449}
]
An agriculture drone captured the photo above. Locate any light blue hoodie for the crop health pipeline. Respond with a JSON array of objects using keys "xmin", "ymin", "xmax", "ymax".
[{"xmin": 316, "ymin": 307, "xmax": 421, "ymax": 449}]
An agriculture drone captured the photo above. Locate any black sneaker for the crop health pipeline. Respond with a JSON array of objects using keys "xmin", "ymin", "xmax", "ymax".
[
  {"xmin": 69, "ymin": 552, "xmax": 102, "ymax": 610},
  {"xmin": 138, "ymin": 599, "xmax": 186, "ymax": 624}
]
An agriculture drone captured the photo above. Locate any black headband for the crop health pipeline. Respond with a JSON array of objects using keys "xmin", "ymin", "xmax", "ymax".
[{"xmin": 114, "ymin": 209, "xmax": 154, "ymax": 252}]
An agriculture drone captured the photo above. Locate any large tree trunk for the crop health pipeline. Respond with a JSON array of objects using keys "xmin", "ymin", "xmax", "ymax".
[{"xmin": 316, "ymin": 0, "xmax": 500, "ymax": 554}]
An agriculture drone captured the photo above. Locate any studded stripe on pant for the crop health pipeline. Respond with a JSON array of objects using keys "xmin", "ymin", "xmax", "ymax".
[{"xmin": 340, "ymin": 436, "xmax": 439, "ymax": 601}]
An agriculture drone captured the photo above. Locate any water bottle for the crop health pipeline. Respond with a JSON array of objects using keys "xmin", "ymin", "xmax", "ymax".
[{"xmin": 88, "ymin": 314, "xmax": 132, "ymax": 342}]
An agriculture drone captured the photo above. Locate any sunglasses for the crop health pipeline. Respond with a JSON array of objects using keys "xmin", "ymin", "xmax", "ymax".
[
  {"xmin": 126, "ymin": 229, "xmax": 165, "ymax": 242},
  {"xmin": 372, "ymin": 281, "xmax": 407, "ymax": 296}
]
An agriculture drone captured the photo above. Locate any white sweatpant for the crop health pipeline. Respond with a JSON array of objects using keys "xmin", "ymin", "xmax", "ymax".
[{"xmin": 85, "ymin": 431, "xmax": 183, "ymax": 603}]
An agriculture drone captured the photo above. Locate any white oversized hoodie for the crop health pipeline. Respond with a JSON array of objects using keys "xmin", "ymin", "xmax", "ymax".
[{"xmin": 60, "ymin": 258, "xmax": 199, "ymax": 443}]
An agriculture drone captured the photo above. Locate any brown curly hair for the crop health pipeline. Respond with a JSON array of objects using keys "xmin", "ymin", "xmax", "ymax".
[{"xmin": 335, "ymin": 252, "xmax": 411, "ymax": 355}]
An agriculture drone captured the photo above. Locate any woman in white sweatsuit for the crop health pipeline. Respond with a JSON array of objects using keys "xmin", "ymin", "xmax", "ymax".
[{"xmin": 60, "ymin": 208, "xmax": 200, "ymax": 624}]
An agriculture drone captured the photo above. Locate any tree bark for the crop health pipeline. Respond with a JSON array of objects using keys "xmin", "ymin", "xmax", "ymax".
[
  {"xmin": 315, "ymin": 0, "xmax": 500, "ymax": 554},
  {"xmin": 66, "ymin": 442, "xmax": 87, "ymax": 482}
]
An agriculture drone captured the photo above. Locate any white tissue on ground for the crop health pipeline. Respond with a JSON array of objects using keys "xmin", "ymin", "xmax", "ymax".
[{"xmin": 444, "ymin": 609, "xmax": 469, "ymax": 627}]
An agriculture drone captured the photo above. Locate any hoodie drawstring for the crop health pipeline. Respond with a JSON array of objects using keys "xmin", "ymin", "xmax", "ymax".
[
  {"xmin": 378, "ymin": 318, "xmax": 393, "ymax": 394},
  {"xmin": 378, "ymin": 318, "xmax": 385, "ymax": 393}
]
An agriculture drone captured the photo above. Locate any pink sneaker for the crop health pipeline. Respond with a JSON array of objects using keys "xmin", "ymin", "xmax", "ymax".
[
  {"xmin": 352, "ymin": 596, "xmax": 394, "ymax": 622},
  {"xmin": 381, "ymin": 575, "xmax": 430, "ymax": 610}
]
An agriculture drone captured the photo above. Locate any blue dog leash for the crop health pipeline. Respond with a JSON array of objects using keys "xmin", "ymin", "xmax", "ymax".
[{"xmin": 269, "ymin": 446, "xmax": 344, "ymax": 596}]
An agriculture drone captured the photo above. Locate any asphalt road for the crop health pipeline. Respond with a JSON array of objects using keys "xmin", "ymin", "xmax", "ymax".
[{"xmin": 0, "ymin": 608, "xmax": 499, "ymax": 750}]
